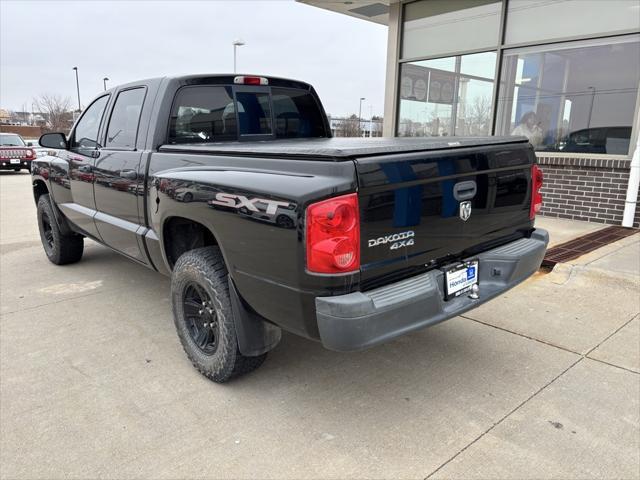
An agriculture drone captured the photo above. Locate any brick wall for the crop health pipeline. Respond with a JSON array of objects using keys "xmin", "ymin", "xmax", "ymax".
[
  {"xmin": 0, "ymin": 125, "xmax": 42, "ymax": 138},
  {"xmin": 537, "ymin": 156, "xmax": 640, "ymax": 228}
]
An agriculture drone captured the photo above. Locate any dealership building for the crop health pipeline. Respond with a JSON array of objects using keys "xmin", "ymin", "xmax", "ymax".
[{"xmin": 300, "ymin": 0, "xmax": 640, "ymax": 227}]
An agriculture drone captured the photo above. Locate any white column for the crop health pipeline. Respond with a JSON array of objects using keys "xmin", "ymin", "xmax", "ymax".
[
  {"xmin": 383, "ymin": 2, "xmax": 402, "ymax": 137},
  {"xmin": 622, "ymin": 108, "xmax": 640, "ymax": 227}
]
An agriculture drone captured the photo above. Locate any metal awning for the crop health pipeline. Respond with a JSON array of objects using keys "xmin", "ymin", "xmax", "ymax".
[{"xmin": 296, "ymin": 1, "xmax": 393, "ymax": 25}]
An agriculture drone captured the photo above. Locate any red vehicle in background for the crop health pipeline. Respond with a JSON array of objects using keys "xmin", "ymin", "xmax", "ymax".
[{"xmin": 0, "ymin": 133, "xmax": 37, "ymax": 172}]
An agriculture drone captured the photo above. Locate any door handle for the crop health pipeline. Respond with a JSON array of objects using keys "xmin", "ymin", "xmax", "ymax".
[
  {"xmin": 120, "ymin": 169, "xmax": 137, "ymax": 180},
  {"xmin": 453, "ymin": 180, "xmax": 477, "ymax": 201}
]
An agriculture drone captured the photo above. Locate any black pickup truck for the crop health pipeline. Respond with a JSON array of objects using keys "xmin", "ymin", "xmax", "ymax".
[{"xmin": 33, "ymin": 74, "xmax": 547, "ymax": 383}]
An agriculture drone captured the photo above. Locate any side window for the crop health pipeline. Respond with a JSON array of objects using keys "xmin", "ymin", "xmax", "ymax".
[
  {"xmin": 169, "ymin": 86, "xmax": 237, "ymax": 143},
  {"xmin": 105, "ymin": 88, "xmax": 146, "ymax": 150},
  {"xmin": 71, "ymin": 95, "xmax": 109, "ymax": 150}
]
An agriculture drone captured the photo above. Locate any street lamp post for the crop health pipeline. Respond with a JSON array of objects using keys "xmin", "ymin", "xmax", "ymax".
[
  {"xmin": 103, "ymin": 77, "xmax": 109, "ymax": 91},
  {"xmin": 358, "ymin": 97, "xmax": 366, "ymax": 136},
  {"xmin": 72, "ymin": 67, "xmax": 81, "ymax": 112},
  {"xmin": 232, "ymin": 39, "xmax": 245, "ymax": 73},
  {"xmin": 587, "ymin": 86, "xmax": 596, "ymax": 128},
  {"xmin": 369, "ymin": 104, "xmax": 373, "ymax": 137}
]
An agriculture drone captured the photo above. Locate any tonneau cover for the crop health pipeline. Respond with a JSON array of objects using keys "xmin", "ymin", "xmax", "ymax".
[{"xmin": 159, "ymin": 136, "xmax": 529, "ymax": 159}]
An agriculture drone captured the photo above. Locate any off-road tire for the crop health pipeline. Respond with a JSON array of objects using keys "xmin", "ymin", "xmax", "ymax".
[
  {"xmin": 37, "ymin": 194, "xmax": 84, "ymax": 265},
  {"xmin": 171, "ymin": 247, "xmax": 266, "ymax": 383}
]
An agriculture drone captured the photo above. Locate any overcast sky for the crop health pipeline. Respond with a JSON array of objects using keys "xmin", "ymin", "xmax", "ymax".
[{"xmin": 0, "ymin": 0, "xmax": 388, "ymax": 117}]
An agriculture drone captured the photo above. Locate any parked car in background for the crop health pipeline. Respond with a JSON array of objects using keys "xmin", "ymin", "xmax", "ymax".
[
  {"xmin": 0, "ymin": 133, "xmax": 36, "ymax": 171},
  {"xmin": 560, "ymin": 126, "xmax": 632, "ymax": 155},
  {"xmin": 24, "ymin": 138, "xmax": 49, "ymax": 157}
]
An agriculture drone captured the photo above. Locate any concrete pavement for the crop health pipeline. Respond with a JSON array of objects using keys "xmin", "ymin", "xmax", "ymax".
[
  {"xmin": 1, "ymin": 171, "xmax": 638, "ymax": 479},
  {"xmin": 534, "ymin": 216, "xmax": 607, "ymax": 248}
]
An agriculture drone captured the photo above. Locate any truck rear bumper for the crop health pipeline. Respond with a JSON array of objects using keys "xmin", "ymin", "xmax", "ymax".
[{"xmin": 316, "ymin": 228, "xmax": 549, "ymax": 352}]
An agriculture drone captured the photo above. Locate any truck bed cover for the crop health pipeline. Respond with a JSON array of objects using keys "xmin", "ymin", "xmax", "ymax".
[{"xmin": 159, "ymin": 136, "xmax": 529, "ymax": 159}]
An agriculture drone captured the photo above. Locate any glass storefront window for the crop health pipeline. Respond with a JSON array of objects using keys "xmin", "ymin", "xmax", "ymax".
[
  {"xmin": 402, "ymin": 0, "xmax": 501, "ymax": 59},
  {"xmin": 506, "ymin": 0, "xmax": 640, "ymax": 46},
  {"xmin": 398, "ymin": 52, "xmax": 496, "ymax": 138},
  {"xmin": 496, "ymin": 36, "xmax": 640, "ymax": 155}
]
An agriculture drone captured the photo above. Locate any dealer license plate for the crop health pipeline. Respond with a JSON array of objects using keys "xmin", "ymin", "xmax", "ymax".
[
  {"xmin": 10, "ymin": 159, "xmax": 20, "ymax": 164},
  {"xmin": 444, "ymin": 260, "xmax": 479, "ymax": 300}
]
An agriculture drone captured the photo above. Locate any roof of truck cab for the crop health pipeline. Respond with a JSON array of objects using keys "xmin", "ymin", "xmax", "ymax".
[
  {"xmin": 159, "ymin": 136, "xmax": 531, "ymax": 159},
  {"xmin": 166, "ymin": 73, "xmax": 310, "ymax": 84},
  {"xmin": 102, "ymin": 74, "xmax": 313, "ymax": 95},
  {"xmin": 116, "ymin": 74, "xmax": 311, "ymax": 87}
]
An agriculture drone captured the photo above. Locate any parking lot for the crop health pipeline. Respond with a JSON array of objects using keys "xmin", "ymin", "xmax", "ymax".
[{"xmin": 1, "ymin": 170, "xmax": 638, "ymax": 479}]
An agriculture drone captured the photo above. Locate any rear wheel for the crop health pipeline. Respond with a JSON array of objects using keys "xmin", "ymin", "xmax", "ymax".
[
  {"xmin": 171, "ymin": 247, "xmax": 266, "ymax": 383},
  {"xmin": 37, "ymin": 194, "xmax": 84, "ymax": 265}
]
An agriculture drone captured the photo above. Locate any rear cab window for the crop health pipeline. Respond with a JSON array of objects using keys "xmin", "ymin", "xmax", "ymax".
[
  {"xmin": 169, "ymin": 86, "xmax": 238, "ymax": 144},
  {"xmin": 168, "ymin": 84, "xmax": 327, "ymax": 144},
  {"xmin": 272, "ymin": 88, "xmax": 327, "ymax": 139},
  {"xmin": 236, "ymin": 91, "xmax": 272, "ymax": 137}
]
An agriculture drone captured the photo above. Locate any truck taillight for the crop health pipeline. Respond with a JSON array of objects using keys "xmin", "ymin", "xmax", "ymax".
[
  {"xmin": 530, "ymin": 164, "xmax": 543, "ymax": 219},
  {"xmin": 306, "ymin": 193, "xmax": 360, "ymax": 274}
]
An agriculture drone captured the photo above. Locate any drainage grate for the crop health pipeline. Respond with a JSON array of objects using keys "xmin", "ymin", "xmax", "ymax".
[{"xmin": 542, "ymin": 226, "xmax": 639, "ymax": 268}]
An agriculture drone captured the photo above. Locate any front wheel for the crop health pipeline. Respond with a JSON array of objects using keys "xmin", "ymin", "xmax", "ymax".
[
  {"xmin": 37, "ymin": 194, "xmax": 84, "ymax": 265},
  {"xmin": 170, "ymin": 247, "xmax": 266, "ymax": 383}
]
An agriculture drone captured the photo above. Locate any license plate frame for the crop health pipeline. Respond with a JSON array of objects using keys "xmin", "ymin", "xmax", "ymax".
[
  {"xmin": 444, "ymin": 260, "xmax": 479, "ymax": 300},
  {"xmin": 9, "ymin": 159, "xmax": 20, "ymax": 164}
]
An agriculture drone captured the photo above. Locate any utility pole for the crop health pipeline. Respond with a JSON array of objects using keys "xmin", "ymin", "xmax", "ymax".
[
  {"xmin": 233, "ymin": 39, "xmax": 245, "ymax": 73},
  {"xmin": 358, "ymin": 97, "xmax": 366, "ymax": 136},
  {"xmin": 72, "ymin": 67, "xmax": 81, "ymax": 112}
]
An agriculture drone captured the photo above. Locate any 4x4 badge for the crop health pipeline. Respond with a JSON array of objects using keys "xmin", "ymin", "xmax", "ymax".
[{"xmin": 459, "ymin": 201, "xmax": 472, "ymax": 221}]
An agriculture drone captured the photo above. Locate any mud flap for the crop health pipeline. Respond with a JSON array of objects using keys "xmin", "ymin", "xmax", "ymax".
[
  {"xmin": 229, "ymin": 276, "xmax": 282, "ymax": 356},
  {"xmin": 48, "ymin": 196, "xmax": 76, "ymax": 237}
]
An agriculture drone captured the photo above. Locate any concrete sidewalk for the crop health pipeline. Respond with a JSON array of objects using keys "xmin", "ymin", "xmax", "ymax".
[
  {"xmin": 0, "ymin": 171, "xmax": 638, "ymax": 479},
  {"xmin": 535, "ymin": 216, "xmax": 608, "ymax": 248}
]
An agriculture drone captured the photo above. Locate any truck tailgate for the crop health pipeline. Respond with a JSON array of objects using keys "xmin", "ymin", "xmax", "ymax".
[{"xmin": 356, "ymin": 141, "xmax": 536, "ymax": 288}]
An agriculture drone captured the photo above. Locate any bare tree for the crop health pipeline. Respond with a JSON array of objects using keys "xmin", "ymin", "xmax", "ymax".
[
  {"xmin": 470, "ymin": 96, "xmax": 492, "ymax": 135},
  {"xmin": 33, "ymin": 94, "xmax": 74, "ymax": 133},
  {"xmin": 337, "ymin": 114, "xmax": 361, "ymax": 137}
]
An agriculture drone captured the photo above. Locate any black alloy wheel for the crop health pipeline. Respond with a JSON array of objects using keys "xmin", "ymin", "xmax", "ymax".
[
  {"xmin": 40, "ymin": 210, "xmax": 55, "ymax": 251},
  {"xmin": 183, "ymin": 282, "xmax": 220, "ymax": 355},
  {"xmin": 36, "ymin": 194, "xmax": 84, "ymax": 265},
  {"xmin": 170, "ymin": 246, "xmax": 267, "ymax": 383}
]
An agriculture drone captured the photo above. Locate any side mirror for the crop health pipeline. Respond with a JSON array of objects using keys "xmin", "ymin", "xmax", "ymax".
[
  {"xmin": 39, "ymin": 133, "xmax": 67, "ymax": 149},
  {"xmin": 27, "ymin": 142, "xmax": 33, "ymax": 147}
]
